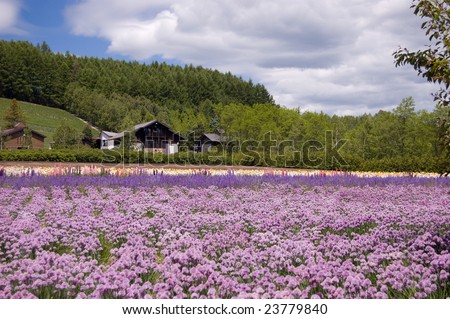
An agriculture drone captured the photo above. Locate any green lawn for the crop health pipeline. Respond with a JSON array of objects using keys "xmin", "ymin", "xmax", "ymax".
[{"xmin": 0, "ymin": 98, "xmax": 99, "ymax": 148}]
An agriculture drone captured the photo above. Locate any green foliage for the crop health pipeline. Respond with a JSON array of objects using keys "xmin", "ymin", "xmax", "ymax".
[
  {"xmin": 0, "ymin": 149, "xmax": 117, "ymax": 163},
  {"xmin": 96, "ymin": 234, "xmax": 115, "ymax": 265},
  {"xmin": 52, "ymin": 123, "xmax": 81, "ymax": 149},
  {"xmin": 82, "ymin": 124, "xmax": 93, "ymax": 141},
  {"xmin": 394, "ymin": 0, "xmax": 450, "ymax": 102},
  {"xmin": 0, "ymin": 95, "xmax": 448, "ymax": 173},
  {"xmin": 3, "ymin": 98, "xmax": 26, "ymax": 128},
  {"xmin": 393, "ymin": 0, "xmax": 450, "ymax": 171},
  {"xmin": 1, "ymin": 40, "xmax": 449, "ymax": 172},
  {"xmin": 0, "ymin": 98, "xmax": 98, "ymax": 148},
  {"xmin": 0, "ymin": 40, "xmax": 274, "ymax": 133},
  {"xmin": 0, "ymin": 148, "xmax": 446, "ymax": 173},
  {"xmin": 216, "ymin": 103, "xmax": 301, "ymax": 142}
]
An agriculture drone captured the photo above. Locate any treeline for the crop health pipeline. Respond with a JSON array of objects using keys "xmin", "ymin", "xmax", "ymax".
[
  {"xmin": 0, "ymin": 40, "xmax": 449, "ymax": 172},
  {"xmin": 0, "ymin": 40, "xmax": 274, "ymax": 131},
  {"xmin": 215, "ymin": 98, "xmax": 449, "ymax": 163},
  {"xmin": 5, "ymin": 97, "xmax": 446, "ymax": 172}
]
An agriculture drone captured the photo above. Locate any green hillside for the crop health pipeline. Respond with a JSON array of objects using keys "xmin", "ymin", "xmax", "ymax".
[
  {"xmin": 0, "ymin": 41, "xmax": 275, "ymax": 133},
  {"xmin": 0, "ymin": 98, "xmax": 98, "ymax": 148}
]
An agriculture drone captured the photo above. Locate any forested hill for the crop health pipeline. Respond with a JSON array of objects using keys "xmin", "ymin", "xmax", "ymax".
[{"xmin": 0, "ymin": 40, "xmax": 274, "ymax": 132}]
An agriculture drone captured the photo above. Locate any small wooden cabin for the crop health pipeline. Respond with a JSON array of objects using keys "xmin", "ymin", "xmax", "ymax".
[{"xmin": 0, "ymin": 123, "xmax": 46, "ymax": 149}]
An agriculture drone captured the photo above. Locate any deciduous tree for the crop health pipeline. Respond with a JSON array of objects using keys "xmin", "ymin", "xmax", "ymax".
[
  {"xmin": 53, "ymin": 123, "xmax": 80, "ymax": 149},
  {"xmin": 393, "ymin": 0, "xmax": 450, "ymax": 171}
]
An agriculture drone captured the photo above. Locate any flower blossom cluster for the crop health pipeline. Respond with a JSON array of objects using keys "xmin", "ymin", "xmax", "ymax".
[
  {"xmin": 0, "ymin": 174, "xmax": 449, "ymax": 299},
  {"xmin": 0, "ymin": 164, "xmax": 443, "ymax": 178}
]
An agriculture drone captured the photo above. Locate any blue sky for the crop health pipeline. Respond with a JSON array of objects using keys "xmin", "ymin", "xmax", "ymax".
[
  {"xmin": 0, "ymin": 0, "xmax": 439, "ymax": 115},
  {"xmin": 1, "ymin": 0, "xmax": 114, "ymax": 58}
]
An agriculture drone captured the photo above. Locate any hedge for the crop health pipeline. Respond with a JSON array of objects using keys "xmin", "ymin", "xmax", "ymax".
[{"xmin": 0, "ymin": 148, "xmax": 448, "ymax": 174}]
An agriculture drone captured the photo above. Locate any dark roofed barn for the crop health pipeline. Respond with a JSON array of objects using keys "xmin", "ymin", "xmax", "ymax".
[
  {"xmin": 100, "ymin": 120, "xmax": 184, "ymax": 154},
  {"xmin": 135, "ymin": 120, "xmax": 184, "ymax": 153},
  {"xmin": 0, "ymin": 123, "xmax": 46, "ymax": 149}
]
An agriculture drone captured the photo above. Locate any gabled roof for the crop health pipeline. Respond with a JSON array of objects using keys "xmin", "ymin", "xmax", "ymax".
[
  {"xmin": 1, "ymin": 123, "xmax": 46, "ymax": 138},
  {"xmin": 104, "ymin": 120, "xmax": 185, "ymax": 141},
  {"xmin": 134, "ymin": 120, "xmax": 159, "ymax": 131},
  {"xmin": 104, "ymin": 132, "xmax": 126, "ymax": 140},
  {"xmin": 102, "ymin": 131, "xmax": 118, "ymax": 137},
  {"xmin": 134, "ymin": 120, "xmax": 177, "ymax": 134},
  {"xmin": 203, "ymin": 133, "xmax": 228, "ymax": 143},
  {"xmin": 101, "ymin": 130, "xmax": 123, "ymax": 141}
]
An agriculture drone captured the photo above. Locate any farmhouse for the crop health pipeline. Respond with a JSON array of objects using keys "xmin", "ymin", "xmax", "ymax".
[
  {"xmin": 100, "ymin": 120, "xmax": 184, "ymax": 154},
  {"xmin": 0, "ymin": 122, "xmax": 46, "ymax": 149}
]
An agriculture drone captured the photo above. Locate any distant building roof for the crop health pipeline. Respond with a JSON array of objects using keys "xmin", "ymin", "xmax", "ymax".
[
  {"xmin": 203, "ymin": 133, "xmax": 227, "ymax": 143},
  {"xmin": 102, "ymin": 131, "xmax": 118, "ymax": 137},
  {"xmin": 1, "ymin": 122, "xmax": 46, "ymax": 138},
  {"xmin": 133, "ymin": 120, "xmax": 179, "ymax": 134},
  {"xmin": 103, "ymin": 120, "xmax": 185, "ymax": 141},
  {"xmin": 104, "ymin": 132, "xmax": 126, "ymax": 141},
  {"xmin": 134, "ymin": 120, "xmax": 159, "ymax": 131}
]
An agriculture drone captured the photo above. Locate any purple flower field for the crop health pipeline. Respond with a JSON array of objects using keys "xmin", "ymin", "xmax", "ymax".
[{"xmin": 0, "ymin": 174, "xmax": 449, "ymax": 299}]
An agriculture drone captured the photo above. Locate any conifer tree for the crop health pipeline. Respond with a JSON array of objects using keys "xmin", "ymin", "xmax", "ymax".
[{"xmin": 4, "ymin": 98, "xmax": 26, "ymax": 128}]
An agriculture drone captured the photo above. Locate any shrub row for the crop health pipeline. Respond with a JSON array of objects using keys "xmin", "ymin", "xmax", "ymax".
[{"xmin": 0, "ymin": 148, "xmax": 448, "ymax": 174}]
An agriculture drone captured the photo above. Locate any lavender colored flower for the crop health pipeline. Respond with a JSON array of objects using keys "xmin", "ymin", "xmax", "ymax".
[{"xmin": 0, "ymin": 173, "xmax": 449, "ymax": 298}]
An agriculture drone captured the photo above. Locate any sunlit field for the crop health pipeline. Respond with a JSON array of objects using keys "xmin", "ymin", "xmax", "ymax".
[{"xmin": 0, "ymin": 166, "xmax": 449, "ymax": 299}]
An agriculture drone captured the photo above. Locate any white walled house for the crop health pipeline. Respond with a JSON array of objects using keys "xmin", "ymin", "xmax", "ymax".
[
  {"xmin": 100, "ymin": 131, "xmax": 120, "ymax": 150},
  {"xmin": 166, "ymin": 144, "xmax": 179, "ymax": 154}
]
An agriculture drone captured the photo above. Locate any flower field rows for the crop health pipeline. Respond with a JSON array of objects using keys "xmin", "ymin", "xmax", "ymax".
[
  {"xmin": 0, "ymin": 171, "xmax": 449, "ymax": 299},
  {"xmin": 0, "ymin": 164, "xmax": 443, "ymax": 178}
]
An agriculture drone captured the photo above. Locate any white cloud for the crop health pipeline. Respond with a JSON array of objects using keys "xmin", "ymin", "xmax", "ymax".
[
  {"xmin": 65, "ymin": 0, "xmax": 439, "ymax": 114},
  {"xmin": 0, "ymin": 0, "xmax": 22, "ymax": 34}
]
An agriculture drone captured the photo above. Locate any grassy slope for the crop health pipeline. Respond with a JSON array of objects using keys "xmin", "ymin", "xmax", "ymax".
[{"xmin": 0, "ymin": 98, "xmax": 98, "ymax": 148}]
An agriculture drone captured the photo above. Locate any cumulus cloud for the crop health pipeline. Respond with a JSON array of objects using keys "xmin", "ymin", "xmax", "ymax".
[
  {"xmin": 65, "ymin": 0, "xmax": 438, "ymax": 114},
  {"xmin": 0, "ymin": 0, "xmax": 22, "ymax": 34}
]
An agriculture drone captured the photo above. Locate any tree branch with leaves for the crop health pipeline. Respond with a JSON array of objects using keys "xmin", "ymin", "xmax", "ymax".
[{"xmin": 393, "ymin": 0, "xmax": 450, "ymax": 173}]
